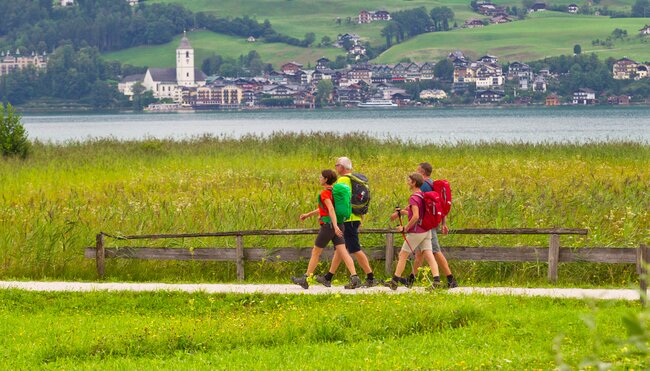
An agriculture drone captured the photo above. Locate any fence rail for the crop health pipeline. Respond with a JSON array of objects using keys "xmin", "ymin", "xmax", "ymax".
[{"xmin": 84, "ymin": 227, "xmax": 650, "ymax": 303}]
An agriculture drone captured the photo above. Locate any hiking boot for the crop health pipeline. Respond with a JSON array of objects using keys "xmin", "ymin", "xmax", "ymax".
[
  {"xmin": 363, "ymin": 278, "xmax": 378, "ymax": 288},
  {"xmin": 316, "ymin": 275, "xmax": 332, "ymax": 288},
  {"xmin": 344, "ymin": 275, "xmax": 362, "ymax": 289},
  {"xmin": 448, "ymin": 278, "xmax": 459, "ymax": 289},
  {"xmin": 291, "ymin": 275, "xmax": 309, "ymax": 289},
  {"xmin": 406, "ymin": 275, "xmax": 415, "ymax": 288},
  {"xmin": 383, "ymin": 279, "xmax": 399, "ymax": 291}
]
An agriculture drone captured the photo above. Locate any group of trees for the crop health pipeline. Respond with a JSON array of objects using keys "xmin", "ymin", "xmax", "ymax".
[
  {"xmin": 0, "ymin": 43, "xmax": 142, "ymax": 109},
  {"xmin": 0, "ymin": 0, "xmax": 316, "ymax": 55},
  {"xmin": 380, "ymin": 6, "xmax": 455, "ymax": 47}
]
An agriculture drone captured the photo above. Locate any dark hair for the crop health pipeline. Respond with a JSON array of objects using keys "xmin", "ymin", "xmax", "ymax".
[
  {"xmin": 322, "ymin": 169, "xmax": 337, "ymax": 185},
  {"xmin": 418, "ymin": 162, "xmax": 433, "ymax": 176},
  {"xmin": 408, "ymin": 172, "xmax": 424, "ymax": 188}
]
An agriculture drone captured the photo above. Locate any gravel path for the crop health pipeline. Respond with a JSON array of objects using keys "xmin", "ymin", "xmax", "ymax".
[{"xmin": 0, "ymin": 281, "xmax": 641, "ymax": 301}]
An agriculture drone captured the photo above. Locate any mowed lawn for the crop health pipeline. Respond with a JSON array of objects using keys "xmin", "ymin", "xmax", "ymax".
[
  {"xmin": 103, "ymin": 30, "xmax": 344, "ymax": 68},
  {"xmin": 0, "ymin": 290, "xmax": 646, "ymax": 369},
  {"xmin": 376, "ymin": 12, "xmax": 650, "ymax": 63}
]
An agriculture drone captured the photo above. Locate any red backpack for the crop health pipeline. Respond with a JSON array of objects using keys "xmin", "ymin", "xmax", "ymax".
[
  {"xmin": 414, "ymin": 191, "xmax": 443, "ymax": 231},
  {"xmin": 425, "ymin": 179, "xmax": 453, "ymax": 218}
]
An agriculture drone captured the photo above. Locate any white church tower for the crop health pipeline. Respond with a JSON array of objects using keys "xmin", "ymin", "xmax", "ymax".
[{"xmin": 176, "ymin": 32, "xmax": 195, "ymax": 87}]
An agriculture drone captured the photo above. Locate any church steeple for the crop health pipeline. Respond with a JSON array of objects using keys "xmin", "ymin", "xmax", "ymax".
[{"xmin": 176, "ymin": 31, "xmax": 195, "ymax": 87}]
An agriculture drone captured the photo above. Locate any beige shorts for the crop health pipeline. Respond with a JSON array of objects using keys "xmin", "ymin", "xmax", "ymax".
[{"xmin": 400, "ymin": 230, "xmax": 433, "ymax": 254}]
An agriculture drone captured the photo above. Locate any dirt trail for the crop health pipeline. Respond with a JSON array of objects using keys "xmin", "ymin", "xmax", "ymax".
[{"xmin": 0, "ymin": 281, "xmax": 640, "ymax": 300}]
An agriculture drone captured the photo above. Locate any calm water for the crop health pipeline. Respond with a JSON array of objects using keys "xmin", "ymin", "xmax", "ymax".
[{"xmin": 21, "ymin": 107, "xmax": 650, "ymax": 144}]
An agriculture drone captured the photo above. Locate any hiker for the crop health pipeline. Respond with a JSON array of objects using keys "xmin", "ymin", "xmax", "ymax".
[
  {"xmin": 385, "ymin": 172, "xmax": 441, "ymax": 290},
  {"xmin": 291, "ymin": 169, "xmax": 362, "ymax": 289},
  {"xmin": 315, "ymin": 157, "xmax": 376, "ymax": 288},
  {"xmin": 411, "ymin": 162, "xmax": 458, "ymax": 288}
]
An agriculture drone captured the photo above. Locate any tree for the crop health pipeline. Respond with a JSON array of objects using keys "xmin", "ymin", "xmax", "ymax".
[
  {"xmin": 303, "ymin": 32, "xmax": 316, "ymax": 47},
  {"xmin": 434, "ymin": 59, "xmax": 454, "ymax": 81},
  {"xmin": 320, "ymin": 35, "xmax": 331, "ymax": 47},
  {"xmin": 315, "ymin": 79, "xmax": 333, "ymax": 107},
  {"xmin": 430, "ymin": 7, "xmax": 455, "ymax": 31},
  {"xmin": 632, "ymin": 0, "xmax": 650, "ymax": 16},
  {"xmin": 574, "ymin": 44, "xmax": 582, "ymax": 55},
  {"xmin": 0, "ymin": 103, "xmax": 30, "ymax": 158},
  {"xmin": 522, "ymin": 0, "xmax": 536, "ymax": 11}
]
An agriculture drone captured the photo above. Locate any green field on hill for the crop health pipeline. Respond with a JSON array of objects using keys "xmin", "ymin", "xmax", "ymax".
[
  {"xmin": 376, "ymin": 12, "xmax": 650, "ymax": 63},
  {"xmin": 106, "ymin": 0, "xmax": 649, "ymax": 67},
  {"xmin": 103, "ymin": 30, "xmax": 343, "ymax": 68}
]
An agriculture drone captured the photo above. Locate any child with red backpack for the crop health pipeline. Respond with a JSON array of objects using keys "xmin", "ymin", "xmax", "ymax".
[
  {"xmin": 385, "ymin": 172, "xmax": 441, "ymax": 290},
  {"xmin": 410, "ymin": 162, "xmax": 458, "ymax": 289},
  {"xmin": 291, "ymin": 169, "xmax": 362, "ymax": 290}
]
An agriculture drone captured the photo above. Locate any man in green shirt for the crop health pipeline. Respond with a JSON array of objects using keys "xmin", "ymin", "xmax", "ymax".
[{"xmin": 316, "ymin": 157, "xmax": 376, "ymax": 287}]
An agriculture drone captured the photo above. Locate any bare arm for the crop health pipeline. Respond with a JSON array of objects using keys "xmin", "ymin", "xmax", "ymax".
[{"xmin": 299, "ymin": 208, "xmax": 319, "ymax": 221}]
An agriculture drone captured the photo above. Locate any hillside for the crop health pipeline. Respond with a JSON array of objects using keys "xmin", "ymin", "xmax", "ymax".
[
  {"xmin": 103, "ymin": 0, "xmax": 649, "ymax": 67},
  {"xmin": 376, "ymin": 12, "xmax": 650, "ymax": 63},
  {"xmin": 103, "ymin": 31, "xmax": 343, "ymax": 68}
]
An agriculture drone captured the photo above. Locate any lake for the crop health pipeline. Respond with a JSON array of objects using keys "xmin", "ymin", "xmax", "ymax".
[{"xmin": 21, "ymin": 107, "xmax": 650, "ymax": 144}]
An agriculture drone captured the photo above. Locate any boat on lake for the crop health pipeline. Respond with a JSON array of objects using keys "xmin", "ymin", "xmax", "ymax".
[{"xmin": 357, "ymin": 99, "xmax": 398, "ymax": 108}]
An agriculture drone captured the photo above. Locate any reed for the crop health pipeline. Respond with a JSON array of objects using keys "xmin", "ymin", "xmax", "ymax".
[{"xmin": 1, "ymin": 133, "xmax": 648, "ymax": 283}]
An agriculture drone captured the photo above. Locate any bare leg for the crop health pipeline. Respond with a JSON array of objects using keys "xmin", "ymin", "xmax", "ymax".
[
  {"xmin": 306, "ymin": 246, "xmax": 323, "ymax": 276},
  {"xmin": 434, "ymin": 252, "xmax": 452, "ymax": 276},
  {"xmin": 334, "ymin": 244, "xmax": 357, "ymax": 276},
  {"xmin": 422, "ymin": 250, "xmax": 440, "ymax": 277},
  {"xmin": 353, "ymin": 251, "xmax": 373, "ymax": 274},
  {"xmin": 394, "ymin": 250, "xmax": 411, "ymax": 277},
  {"xmin": 329, "ymin": 249, "xmax": 342, "ymax": 274},
  {"xmin": 329, "ymin": 249, "xmax": 372, "ymax": 275},
  {"xmin": 413, "ymin": 251, "xmax": 424, "ymax": 272}
]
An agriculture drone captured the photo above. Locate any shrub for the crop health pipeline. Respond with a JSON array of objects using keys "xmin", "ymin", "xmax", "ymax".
[{"xmin": 0, "ymin": 103, "xmax": 30, "ymax": 158}]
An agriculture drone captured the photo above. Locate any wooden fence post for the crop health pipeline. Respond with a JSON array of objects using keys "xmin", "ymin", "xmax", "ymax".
[
  {"xmin": 385, "ymin": 233, "xmax": 394, "ymax": 276},
  {"xmin": 236, "ymin": 235, "xmax": 245, "ymax": 281},
  {"xmin": 547, "ymin": 234, "xmax": 560, "ymax": 283},
  {"xmin": 638, "ymin": 244, "xmax": 649, "ymax": 306},
  {"xmin": 95, "ymin": 233, "xmax": 105, "ymax": 280}
]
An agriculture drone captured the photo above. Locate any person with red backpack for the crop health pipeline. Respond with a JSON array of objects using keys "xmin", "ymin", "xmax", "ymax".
[
  {"xmin": 410, "ymin": 162, "xmax": 459, "ymax": 289},
  {"xmin": 384, "ymin": 172, "xmax": 441, "ymax": 290},
  {"xmin": 291, "ymin": 169, "xmax": 362, "ymax": 290}
]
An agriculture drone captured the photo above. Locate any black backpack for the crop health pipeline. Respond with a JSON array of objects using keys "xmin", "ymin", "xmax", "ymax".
[{"xmin": 343, "ymin": 173, "xmax": 370, "ymax": 215}]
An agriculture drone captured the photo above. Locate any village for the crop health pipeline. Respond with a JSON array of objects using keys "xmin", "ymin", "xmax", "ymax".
[{"xmin": 110, "ymin": 32, "xmax": 649, "ymax": 110}]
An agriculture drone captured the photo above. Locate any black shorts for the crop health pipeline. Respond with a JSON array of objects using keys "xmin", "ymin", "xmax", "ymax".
[
  {"xmin": 343, "ymin": 221, "xmax": 362, "ymax": 254},
  {"xmin": 314, "ymin": 223, "xmax": 345, "ymax": 248}
]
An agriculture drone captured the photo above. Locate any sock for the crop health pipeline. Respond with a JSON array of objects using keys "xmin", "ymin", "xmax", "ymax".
[
  {"xmin": 409, "ymin": 273, "xmax": 415, "ymax": 281},
  {"xmin": 351, "ymin": 274, "xmax": 358, "ymax": 278},
  {"xmin": 367, "ymin": 272, "xmax": 374, "ymax": 280},
  {"xmin": 447, "ymin": 274, "xmax": 455, "ymax": 282},
  {"xmin": 324, "ymin": 272, "xmax": 334, "ymax": 281},
  {"xmin": 433, "ymin": 276, "xmax": 441, "ymax": 283}
]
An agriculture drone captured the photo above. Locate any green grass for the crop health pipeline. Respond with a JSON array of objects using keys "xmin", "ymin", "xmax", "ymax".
[
  {"xmin": 0, "ymin": 133, "xmax": 648, "ymax": 283},
  {"xmin": 103, "ymin": 30, "xmax": 344, "ymax": 68},
  {"xmin": 376, "ymin": 12, "xmax": 650, "ymax": 63},
  {"xmin": 0, "ymin": 289, "xmax": 646, "ymax": 368}
]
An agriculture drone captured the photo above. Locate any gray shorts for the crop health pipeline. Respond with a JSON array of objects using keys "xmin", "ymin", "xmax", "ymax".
[{"xmin": 431, "ymin": 229, "xmax": 441, "ymax": 253}]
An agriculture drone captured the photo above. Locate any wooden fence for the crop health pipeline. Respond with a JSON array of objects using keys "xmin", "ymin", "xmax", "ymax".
[{"xmin": 86, "ymin": 227, "xmax": 648, "ymax": 285}]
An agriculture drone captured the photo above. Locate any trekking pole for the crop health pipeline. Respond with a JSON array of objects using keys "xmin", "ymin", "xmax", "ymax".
[
  {"xmin": 396, "ymin": 207, "xmax": 417, "ymax": 277},
  {"xmin": 396, "ymin": 207, "xmax": 435, "ymax": 288}
]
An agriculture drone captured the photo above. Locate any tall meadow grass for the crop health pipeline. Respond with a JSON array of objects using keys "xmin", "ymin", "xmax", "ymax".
[{"xmin": 1, "ymin": 133, "xmax": 648, "ymax": 283}]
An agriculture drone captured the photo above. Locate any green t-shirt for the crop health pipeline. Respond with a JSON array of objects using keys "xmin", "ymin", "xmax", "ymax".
[{"xmin": 336, "ymin": 175, "xmax": 362, "ymax": 222}]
